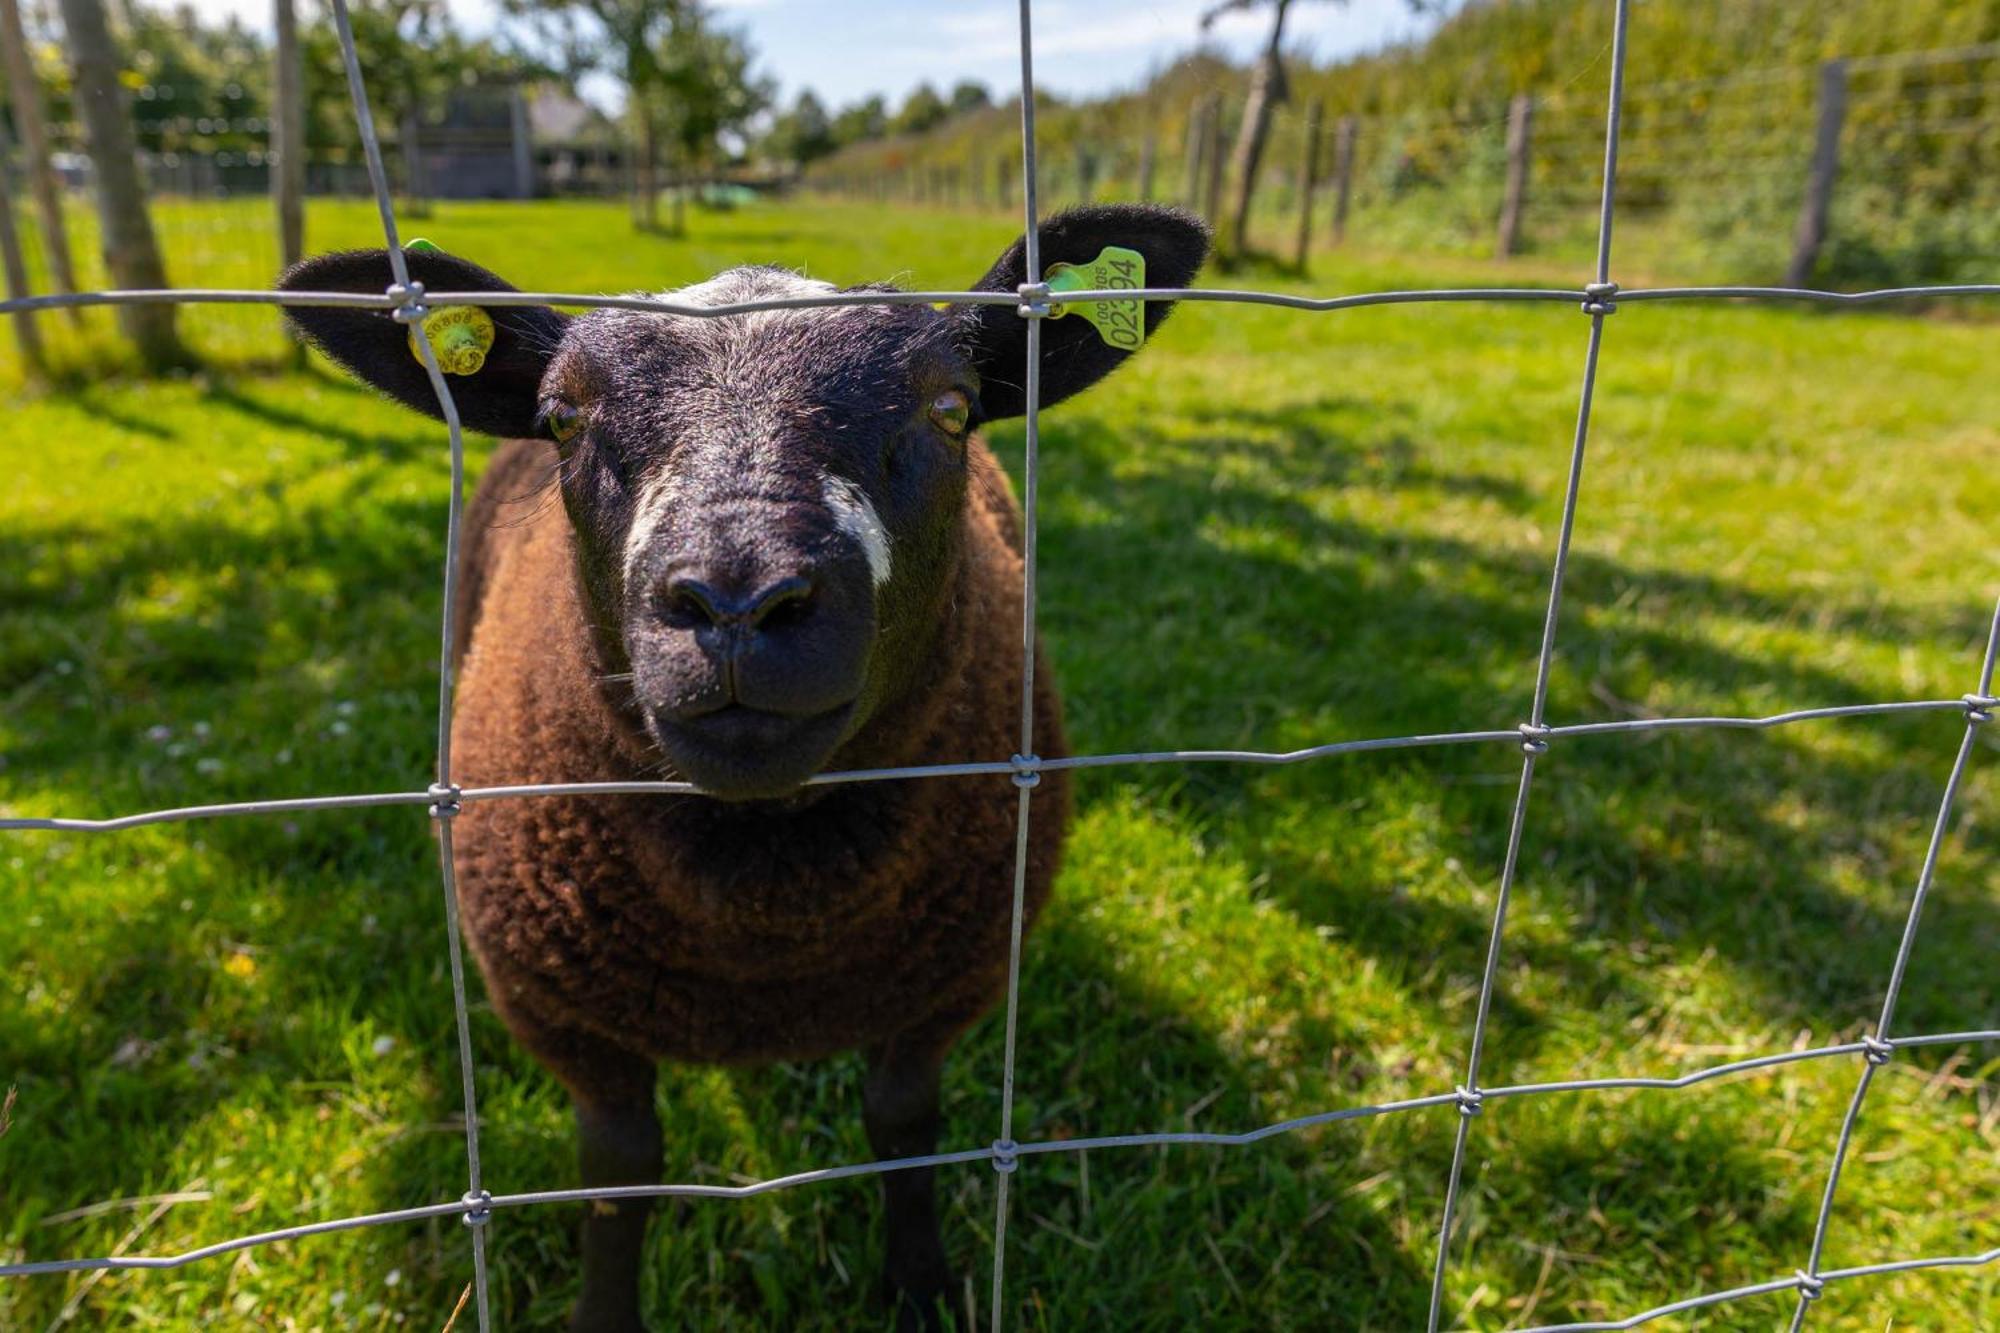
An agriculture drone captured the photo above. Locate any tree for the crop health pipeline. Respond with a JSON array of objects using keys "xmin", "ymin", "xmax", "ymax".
[
  {"xmin": 890, "ymin": 81, "xmax": 946, "ymax": 136},
  {"xmin": 501, "ymin": 0, "xmax": 690, "ymax": 229},
  {"xmin": 272, "ymin": 0, "xmax": 304, "ymax": 270},
  {"xmin": 948, "ymin": 79, "xmax": 990, "ymax": 116},
  {"xmin": 766, "ymin": 88, "xmax": 833, "ymax": 169},
  {"xmin": 650, "ymin": 6, "xmax": 767, "ymax": 229},
  {"xmin": 1202, "ymin": 0, "xmax": 1434, "ymax": 257},
  {"xmin": 830, "ymin": 93, "xmax": 885, "ymax": 147},
  {"xmin": 305, "ymin": 0, "xmax": 530, "ymax": 213},
  {"xmin": 0, "ymin": 0, "xmax": 81, "ymax": 314},
  {"xmin": 58, "ymin": 0, "xmax": 188, "ymax": 368}
]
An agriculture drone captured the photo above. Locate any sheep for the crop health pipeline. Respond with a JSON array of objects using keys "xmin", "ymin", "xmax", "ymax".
[{"xmin": 279, "ymin": 203, "xmax": 1209, "ymax": 1331}]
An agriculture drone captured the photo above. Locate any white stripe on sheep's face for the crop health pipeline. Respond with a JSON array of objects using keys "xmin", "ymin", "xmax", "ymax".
[{"xmin": 542, "ymin": 268, "xmax": 977, "ymax": 800}]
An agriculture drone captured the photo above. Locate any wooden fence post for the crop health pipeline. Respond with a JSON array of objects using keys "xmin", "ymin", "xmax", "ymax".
[
  {"xmin": 995, "ymin": 154, "xmax": 1011, "ymax": 210},
  {"xmin": 1330, "ymin": 114, "xmax": 1357, "ymax": 245},
  {"xmin": 1293, "ymin": 100, "xmax": 1323, "ymax": 272},
  {"xmin": 0, "ymin": 118, "xmax": 47, "ymax": 371},
  {"xmin": 1496, "ymin": 92, "xmax": 1533, "ymax": 258},
  {"xmin": 0, "ymin": 0, "xmax": 81, "ymax": 319},
  {"xmin": 1202, "ymin": 95, "xmax": 1227, "ymax": 225},
  {"xmin": 1075, "ymin": 146, "xmax": 1096, "ymax": 203},
  {"xmin": 271, "ymin": 0, "xmax": 305, "ymax": 268},
  {"xmin": 1786, "ymin": 59, "xmax": 1847, "ymax": 289},
  {"xmin": 1136, "ymin": 131, "xmax": 1156, "ymax": 202},
  {"xmin": 1181, "ymin": 98, "xmax": 1209, "ymax": 212}
]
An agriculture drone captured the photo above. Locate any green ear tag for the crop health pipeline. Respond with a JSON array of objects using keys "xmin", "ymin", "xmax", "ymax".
[
  {"xmin": 1042, "ymin": 245, "xmax": 1146, "ymax": 351},
  {"xmin": 410, "ymin": 305, "xmax": 495, "ymax": 376},
  {"xmin": 400, "ymin": 238, "xmax": 492, "ymax": 375}
]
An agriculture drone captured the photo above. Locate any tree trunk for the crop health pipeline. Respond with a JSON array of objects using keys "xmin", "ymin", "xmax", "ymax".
[
  {"xmin": 1, "ymin": 0, "xmax": 82, "ymax": 321},
  {"xmin": 0, "ymin": 117, "xmax": 47, "ymax": 370},
  {"xmin": 58, "ymin": 0, "xmax": 186, "ymax": 369},
  {"xmin": 271, "ymin": 0, "xmax": 305, "ymax": 270},
  {"xmin": 1225, "ymin": 0, "xmax": 1292, "ymax": 257}
]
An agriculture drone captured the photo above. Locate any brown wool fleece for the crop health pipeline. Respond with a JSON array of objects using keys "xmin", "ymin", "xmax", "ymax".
[{"xmin": 445, "ymin": 435, "xmax": 1067, "ymax": 1095}]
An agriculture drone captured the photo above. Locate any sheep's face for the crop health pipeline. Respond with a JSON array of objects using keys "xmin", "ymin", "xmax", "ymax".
[
  {"xmin": 278, "ymin": 205, "xmax": 1210, "ymax": 800},
  {"xmin": 545, "ymin": 272, "xmax": 977, "ymax": 798}
]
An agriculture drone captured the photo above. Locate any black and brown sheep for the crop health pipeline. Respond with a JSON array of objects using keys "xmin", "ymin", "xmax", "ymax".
[{"xmin": 280, "ymin": 204, "xmax": 1209, "ymax": 1330}]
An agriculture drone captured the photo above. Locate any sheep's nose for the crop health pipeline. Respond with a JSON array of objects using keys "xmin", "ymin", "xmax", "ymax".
[{"xmin": 663, "ymin": 573, "xmax": 815, "ymax": 632}]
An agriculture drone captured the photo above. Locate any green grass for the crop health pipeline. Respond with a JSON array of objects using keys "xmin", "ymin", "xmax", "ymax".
[{"xmin": 3, "ymin": 199, "xmax": 1997, "ymax": 1331}]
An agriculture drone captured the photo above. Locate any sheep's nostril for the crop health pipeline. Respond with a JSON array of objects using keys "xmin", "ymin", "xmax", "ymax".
[
  {"xmin": 662, "ymin": 576, "xmax": 725, "ymax": 629},
  {"xmin": 658, "ymin": 573, "xmax": 814, "ymax": 632},
  {"xmin": 743, "ymin": 575, "xmax": 814, "ymax": 630}
]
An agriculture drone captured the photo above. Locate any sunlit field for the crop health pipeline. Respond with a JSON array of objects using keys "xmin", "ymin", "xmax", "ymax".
[{"xmin": 3, "ymin": 198, "xmax": 1996, "ymax": 1330}]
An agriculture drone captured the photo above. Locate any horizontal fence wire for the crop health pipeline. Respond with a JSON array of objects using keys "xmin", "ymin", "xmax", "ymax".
[
  {"xmin": 7, "ymin": 282, "xmax": 2000, "ymax": 319},
  {"xmin": 4, "ymin": 0, "xmax": 1999, "ymax": 1328}
]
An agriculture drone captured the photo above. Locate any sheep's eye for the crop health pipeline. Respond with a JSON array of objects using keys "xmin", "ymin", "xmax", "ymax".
[
  {"xmin": 545, "ymin": 401, "xmax": 586, "ymax": 446},
  {"xmin": 928, "ymin": 389, "xmax": 970, "ymax": 437}
]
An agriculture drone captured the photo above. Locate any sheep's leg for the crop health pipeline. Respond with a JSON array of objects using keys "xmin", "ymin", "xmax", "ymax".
[
  {"xmin": 864, "ymin": 1032, "xmax": 955, "ymax": 1330},
  {"xmin": 522, "ymin": 1024, "xmax": 661, "ymax": 1333}
]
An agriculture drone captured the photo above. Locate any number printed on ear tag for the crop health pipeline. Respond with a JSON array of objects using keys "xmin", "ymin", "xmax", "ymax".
[
  {"xmin": 1043, "ymin": 245, "xmax": 1146, "ymax": 351},
  {"xmin": 409, "ymin": 305, "xmax": 495, "ymax": 376}
]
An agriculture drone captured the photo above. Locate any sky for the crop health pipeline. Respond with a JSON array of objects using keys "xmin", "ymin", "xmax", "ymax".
[{"xmin": 185, "ymin": 0, "xmax": 1444, "ymax": 111}]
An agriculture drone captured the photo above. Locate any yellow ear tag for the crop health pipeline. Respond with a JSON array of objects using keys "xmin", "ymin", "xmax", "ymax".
[
  {"xmin": 1042, "ymin": 245, "xmax": 1145, "ymax": 350},
  {"xmin": 409, "ymin": 304, "xmax": 495, "ymax": 376}
]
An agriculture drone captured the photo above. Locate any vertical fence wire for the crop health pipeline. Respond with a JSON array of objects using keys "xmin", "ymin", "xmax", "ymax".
[
  {"xmin": 1785, "ymin": 600, "xmax": 2000, "ymax": 1333},
  {"xmin": 989, "ymin": 1, "xmax": 1045, "ymax": 1324},
  {"xmin": 325, "ymin": 0, "xmax": 490, "ymax": 1325},
  {"xmin": 1424, "ymin": 3, "xmax": 1632, "ymax": 1329}
]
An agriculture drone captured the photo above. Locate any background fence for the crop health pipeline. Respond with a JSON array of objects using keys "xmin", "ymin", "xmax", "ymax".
[
  {"xmin": 3, "ymin": 0, "xmax": 2000, "ymax": 1329},
  {"xmin": 808, "ymin": 40, "xmax": 2000, "ymax": 290}
]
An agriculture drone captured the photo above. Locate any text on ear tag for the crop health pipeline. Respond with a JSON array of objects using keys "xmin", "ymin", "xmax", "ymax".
[
  {"xmin": 1043, "ymin": 245, "xmax": 1145, "ymax": 350},
  {"xmin": 410, "ymin": 305, "xmax": 495, "ymax": 376}
]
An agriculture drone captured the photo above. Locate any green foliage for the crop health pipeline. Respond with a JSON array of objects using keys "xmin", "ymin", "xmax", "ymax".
[
  {"xmin": 766, "ymin": 89, "xmax": 836, "ymax": 168},
  {"xmin": 892, "ymin": 82, "xmax": 949, "ymax": 137},
  {"xmin": 805, "ymin": 0, "xmax": 2000, "ymax": 287},
  {"xmin": 2, "ymin": 198, "xmax": 1998, "ymax": 1329}
]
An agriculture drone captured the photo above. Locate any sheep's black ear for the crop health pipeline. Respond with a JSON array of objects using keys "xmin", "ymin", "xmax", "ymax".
[
  {"xmin": 278, "ymin": 247, "xmax": 567, "ymax": 439},
  {"xmin": 957, "ymin": 204, "xmax": 1209, "ymax": 422}
]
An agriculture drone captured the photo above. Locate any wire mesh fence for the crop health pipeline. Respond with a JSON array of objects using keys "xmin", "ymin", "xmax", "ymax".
[{"xmin": 4, "ymin": 0, "xmax": 2000, "ymax": 1328}]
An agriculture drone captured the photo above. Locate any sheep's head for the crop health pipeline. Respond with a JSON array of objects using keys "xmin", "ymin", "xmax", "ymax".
[{"xmin": 280, "ymin": 205, "xmax": 1209, "ymax": 799}]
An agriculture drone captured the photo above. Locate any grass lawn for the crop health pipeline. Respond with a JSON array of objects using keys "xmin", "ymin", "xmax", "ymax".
[{"xmin": 2, "ymin": 198, "xmax": 1997, "ymax": 1330}]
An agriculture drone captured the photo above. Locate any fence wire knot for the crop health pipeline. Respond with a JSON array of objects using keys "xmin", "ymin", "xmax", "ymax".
[
  {"xmin": 1453, "ymin": 1085, "xmax": 1485, "ymax": 1118},
  {"xmin": 388, "ymin": 280, "xmax": 429, "ymax": 323},
  {"xmin": 1795, "ymin": 1269, "xmax": 1826, "ymax": 1302},
  {"xmin": 1010, "ymin": 755, "xmax": 1042, "ymax": 790},
  {"xmin": 1581, "ymin": 281, "xmax": 1619, "ymax": 316},
  {"xmin": 1964, "ymin": 693, "xmax": 1996, "ymax": 724},
  {"xmin": 1518, "ymin": 722, "xmax": 1552, "ymax": 755},
  {"xmin": 1016, "ymin": 281, "xmax": 1053, "ymax": 319},
  {"xmin": 1860, "ymin": 1034, "xmax": 1894, "ymax": 1066},
  {"xmin": 428, "ymin": 782, "xmax": 462, "ymax": 819},
  {"xmin": 991, "ymin": 1139, "xmax": 1020, "ymax": 1174},
  {"xmin": 460, "ymin": 1190, "xmax": 492, "ymax": 1228}
]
